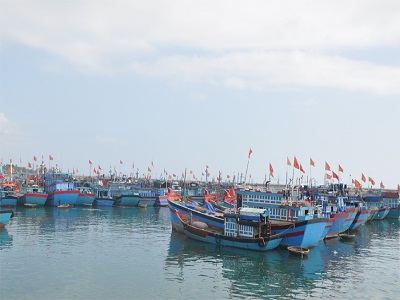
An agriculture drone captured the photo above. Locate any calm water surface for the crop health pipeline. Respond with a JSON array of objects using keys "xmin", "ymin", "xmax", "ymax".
[{"xmin": 1, "ymin": 207, "xmax": 399, "ymax": 299}]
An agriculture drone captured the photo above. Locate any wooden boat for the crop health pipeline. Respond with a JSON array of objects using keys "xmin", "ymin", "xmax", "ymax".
[
  {"xmin": 287, "ymin": 246, "xmax": 310, "ymax": 256},
  {"xmin": 339, "ymin": 233, "xmax": 355, "ymax": 240},
  {"xmin": 171, "ymin": 207, "xmax": 284, "ymax": 252},
  {"xmin": 57, "ymin": 204, "xmax": 70, "ymax": 208}
]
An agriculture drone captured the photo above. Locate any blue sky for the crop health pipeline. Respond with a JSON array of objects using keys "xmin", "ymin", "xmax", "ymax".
[{"xmin": 1, "ymin": 1, "xmax": 399, "ymax": 189}]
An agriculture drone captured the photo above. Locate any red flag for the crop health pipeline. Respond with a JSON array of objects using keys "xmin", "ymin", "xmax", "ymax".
[
  {"xmin": 152, "ymin": 161, "xmax": 154, "ymax": 167},
  {"xmin": 293, "ymin": 156, "xmax": 300, "ymax": 170},
  {"xmin": 202, "ymin": 173, "xmax": 204, "ymax": 176},
  {"xmin": 227, "ymin": 175, "xmax": 230, "ymax": 178},
  {"xmin": 368, "ymin": 177, "xmax": 375, "ymax": 185},
  {"xmin": 326, "ymin": 173, "xmax": 332, "ymax": 180},
  {"xmin": 49, "ymin": 155, "xmax": 53, "ymax": 161},
  {"xmin": 361, "ymin": 173, "xmax": 366, "ymax": 182},
  {"xmin": 300, "ymin": 164, "xmax": 305, "ymax": 174},
  {"xmin": 248, "ymin": 148, "xmax": 253, "ymax": 159},
  {"xmin": 398, "ymin": 184, "xmax": 400, "ymax": 191},
  {"xmin": 325, "ymin": 162, "xmax": 331, "ymax": 171},
  {"xmin": 354, "ymin": 179, "xmax": 362, "ymax": 188},
  {"xmin": 33, "ymin": 156, "xmax": 37, "ymax": 162},
  {"xmin": 173, "ymin": 173, "xmax": 176, "ymax": 177},
  {"xmin": 380, "ymin": 181, "xmax": 385, "ymax": 189},
  {"xmin": 287, "ymin": 157, "xmax": 291, "ymax": 166},
  {"xmin": 338, "ymin": 165, "xmax": 344, "ymax": 172},
  {"xmin": 94, "ymin": 168, "xmax": 97, "ymax": 173},
  {"xmin": 120, "ymin": 160, "xmax": 123, "ymax": 164},
  {"xmin": 28, "ymin": 162, "xmax": 32, "ymax": 168},
  {"xmin": 206, "ymin": 165, "xmax": 209, "ymax": 169},
  {"xmin": 310, "ymin": 158, "xmax": 315, "ymax": 167},
  {"xmin": 98, "ymin": 165, "xmax": 102, "ymax": 170},
  {"xmin": 132, "ymin": 162, "xmax": 134, "ymax": 169},
  {"xmin": 269, "ymin": 163, "xmax": 274, "ymax": 177},
  {"xmin": 148, "ymin": 167, "xmax": 151, "ymax": 172},
  {"xmin": 332, "ymin": 171, "xmax": 339, "ymax": 180},
  {"xmin": 89, "ymin": 160, "xmax": 92, "ymax": 165}
]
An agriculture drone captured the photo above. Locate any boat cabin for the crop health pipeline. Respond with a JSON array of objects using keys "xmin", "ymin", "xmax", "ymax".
[{"xmin": 223, "ymin": 207, "xmax": 270, "ymax": 238}]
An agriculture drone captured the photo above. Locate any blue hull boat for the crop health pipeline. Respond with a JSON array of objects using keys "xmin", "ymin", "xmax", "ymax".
[
  {"xmin": 0, "ymin": 210, "xmax": 13, "ymax": 227},
  {"xmin": 172, "ymin": 208, "xmax": 283, "ymax": 252}
]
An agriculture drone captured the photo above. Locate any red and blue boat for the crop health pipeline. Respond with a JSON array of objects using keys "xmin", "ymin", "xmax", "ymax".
[
  {"xmin": 76, "ymin": 186, "xmax": 96, "ymax": 206},
  {"xmin": 44, "ymin": 174, "xmax": 79, "ymax": 207},
  {"xmin": 19, "ymin": 184, "xmax": 48, "ymax": 207},
  {"xmin": 344, "ymin": 197, "xmax": 371, "ymax": 231}
]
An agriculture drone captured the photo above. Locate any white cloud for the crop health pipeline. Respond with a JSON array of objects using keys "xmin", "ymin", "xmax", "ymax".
[{"xmin": 1, "ymin": 0, "xmax": 400, "ymax": 93}]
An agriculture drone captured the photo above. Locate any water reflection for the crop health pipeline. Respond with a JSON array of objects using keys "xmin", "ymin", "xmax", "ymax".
[{"xmin": 165, "ymin": 219, "xmax": 400, "ymax": 299}]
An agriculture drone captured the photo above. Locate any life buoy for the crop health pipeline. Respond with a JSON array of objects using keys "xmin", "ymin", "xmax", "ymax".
[{"xmin": 258, "ymin": 239, "xmax": 265, "ymax": 248}]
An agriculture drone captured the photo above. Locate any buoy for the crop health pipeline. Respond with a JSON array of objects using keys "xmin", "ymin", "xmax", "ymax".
[{"xmin": 333, "ymin": 250, "xmax": 338, "ymax": 255}]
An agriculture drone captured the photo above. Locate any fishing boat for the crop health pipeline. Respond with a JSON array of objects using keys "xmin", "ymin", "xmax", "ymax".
[
  {"xmin": 314, "ymin": 195, "xmax": 354, "ymax": 239},
  {"xmin": 0, "ymin": 209, "xmax": 14, "ymax": 227},
  {"xmin": 363, "ymin": 192, "xmax": 390, "ymax": 220},
  {"xmin": 93, "ymin": 188, "xmax": 115, "ymax": 207},
  {"xmin": 287, "ymin": 246, "xmax": 310, "ymax": 256},
  {"xmin": 44, "ymin": 174, "xmax": 79, "ymax": 207},
  {"xmin": 236, "ymin": 189, "xmax": 329, "ymax": 248},
  {"xmin": 155, "ymin": 187, "xmax": 181, "ymax": 207},
  {"xmin": 113, "ymin": 190, "xmax": 141, "ymax": 207},
  {"xmin": 19, "ymin": 184, "xmax": 48, "ymax": 207},
  {"xmin": 75, "ymin": 186, "xmax": 96, "ymax": 206},
  {"xmin": 136, "ymin": 189, "xmax": 158, "ymax": 207},
  {"xmin": 172, "ymin": 207, "xmax": 284, "ymax": 252},
  {"xmin": 339, "ymin": 233, "xmax": 355, "ymax": 240},
  {"xmin": 0, "ymin": 182, "xmax": 22, "ymax": 208},
  {"xmin": 344, "ymin": 197, "xmax": 371, "ymax": 231},
  {"xmin": 381, "ymin": 191, "xmax": 400, "ymax": 219}
]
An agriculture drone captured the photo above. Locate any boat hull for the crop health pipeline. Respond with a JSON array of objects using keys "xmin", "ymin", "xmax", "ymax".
[
  {"xmin": 349, "ymin": 209, "xmax": 370, "ymax": 231},
  {"xmin": 324, "ymin": 212, "xmax": 350, "ymax": 239},
  {"xmin": 93, "ymin": 198, "xmax": 115, "ymax": 207},
  {"xmin": 137, "ymin": 197, "xmax": 156, "ymax": 207},
  {"xmin": 113, "ymin": 195, "xmax": 140, "ymax": 207},
  {"xmin": 271, "ymin": 218, "xmax": 328, "ymax": 248},
  {"xmin": 75, "ymin": 193, "xmax": 95, "ymax": 206},
  {"xmin": 184, "ymin": 223, "xmax": 282, "ymax": 251},
  {"xmin": 19, "ymin": 193, "xmax": 48, "ymax": 206},
  {"xmin": 45, "ymin": 190, "xmax": 79, "ymax": 207},
  {"xmin": 0, "ymin": 210, "xmax": 13, "ymax": 227},
  {"xmin": 386, "ymin": 206, "xmax": 400, "ymax": 218},
  {"xmin": 0, "ymin": 197, "xmax": 18, "ymax": 208},
  {"xmin": 372, "ymin": 207, "xmax": 390, "ymax": 220}
]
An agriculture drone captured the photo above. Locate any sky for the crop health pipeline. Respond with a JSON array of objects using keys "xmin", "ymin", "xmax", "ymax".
[{"xmin": 1, "ymin": 1, "xmax": 399, "ymax": 189}]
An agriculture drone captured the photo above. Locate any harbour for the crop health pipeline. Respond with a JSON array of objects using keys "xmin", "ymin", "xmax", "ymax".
[{"xmin": 1, "ymin": 206, "xmax": 399, "ymax": 299}]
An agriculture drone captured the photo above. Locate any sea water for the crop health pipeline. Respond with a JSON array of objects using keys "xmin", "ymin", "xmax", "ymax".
[{"xmin": 0, "ymin": 206, "xmax": 399, "ymax": 299}]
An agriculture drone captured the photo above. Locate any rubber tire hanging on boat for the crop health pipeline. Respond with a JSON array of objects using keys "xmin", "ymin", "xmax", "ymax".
[{"xmin": 258, "ymin": 239, "xmax": 265, "ymax": 248}]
